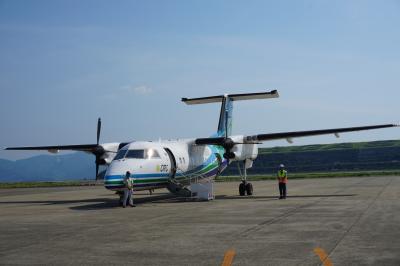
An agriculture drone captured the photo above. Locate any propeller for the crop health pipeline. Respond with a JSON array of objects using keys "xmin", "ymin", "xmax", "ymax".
[
  {"xmin": 97, "ymin": 117, "xmax": 101, "ymax": 145},
  {"xmin": 222, "ymin": 138, "xmax": 235, "ymax": 160},
  {"xmin": 223, "ymin": 106, "xmax": 235, "ymax": 159},
  {"xmin": 94, "ymin": 118, "xmax": 105, "ymax": 180}
]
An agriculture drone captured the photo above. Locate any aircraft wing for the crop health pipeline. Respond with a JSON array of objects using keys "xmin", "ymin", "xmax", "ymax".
[
  {"xmin": 244, "ymin": 124, "xmax": 398, "ymax": 143},
  {"xmin": 195, "ymin": 124, "xmax": 398, "ymax": 145},
  {"xmin": 4, "ymin": 144, "xmax": 99, "ymax": 152},
  {"xmin": 4, "ymin": 117, "xmax": 113, "ymax": 154}
]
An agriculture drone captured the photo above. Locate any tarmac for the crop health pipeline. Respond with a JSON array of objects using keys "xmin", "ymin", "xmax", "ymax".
[{"xmin": 0, "ymin": 176, "xmax": 399, "ymax": 265}]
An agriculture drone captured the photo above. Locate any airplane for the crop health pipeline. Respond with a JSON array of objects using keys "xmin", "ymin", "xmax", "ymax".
[{"xmin": 5, "ymin": 90, "xmax": 398, "ymax": 202}]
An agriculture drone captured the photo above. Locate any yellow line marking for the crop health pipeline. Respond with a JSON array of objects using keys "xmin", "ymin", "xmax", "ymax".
[
  {"xmin": 314, "ymin": 247, "xmax": 333, "ymax": 266},
  {"xmin": 221, "ymin": 249, "xmax": 236, "ymax": 266}
]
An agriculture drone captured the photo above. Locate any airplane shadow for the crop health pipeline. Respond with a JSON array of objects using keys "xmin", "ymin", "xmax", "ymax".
[
  {"xmin": 0, "ymin": 198, "xmax": 117, "ymax": 209},
  {"xmin": 0, "ymin": 194, "xmax": 357, "ymax": 211},
  {"xmin": 70, "ymin": 194, "xmax": 183, "ymax": 210},
  {"xmin": 0, "ymin": 194, "xmax": 178, "ymax": 211},
  {"xmin": 215, "ymin": 194, "xmax": 357, "ymax": 200}
]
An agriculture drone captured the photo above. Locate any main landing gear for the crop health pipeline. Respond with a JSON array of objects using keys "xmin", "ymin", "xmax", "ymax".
[
  {"xmin": 238, "ymin": 159, "xmax": 253, "ymax": 196},
  {"xmin": 239, "ymin": 180, "xmax": 253, "ymax": 196}
]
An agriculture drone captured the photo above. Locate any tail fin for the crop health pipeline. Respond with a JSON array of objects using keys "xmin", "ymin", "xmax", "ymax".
[
  {"xmin": 182, "ymin": 90, "xmax": 279, "ymax": 137},
  {"xmin": 217, "ymin": 96, "xmax": 233, "ymax": 137}
]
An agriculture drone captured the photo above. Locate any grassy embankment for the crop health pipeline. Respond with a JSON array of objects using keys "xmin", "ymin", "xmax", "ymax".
[
  {"xmin": 220, "ymin": 140, "xmax": 400, "ymax": 181},
  {"xmin": 216, "ymin": 170, "xmax": 400, "ymax": 182},
  {"xmin": 258, "ymin": 140, "xmax": 400, "ymax": 154},
  {"xmin": 0, "ymin": 181, "xmax": 96, "ymax": 189}
]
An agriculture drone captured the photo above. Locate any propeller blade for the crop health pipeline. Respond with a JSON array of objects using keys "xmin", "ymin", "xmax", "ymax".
[
  {"xmin": 95, "ymin": 159, "xmax": 99, "ymax": 181},
  {"xmin": 225, "ymin": 111, "xmax": 228, "ymax": 139},
  {"xmin": 97, "ymin": 118, "xmax": 101, "ymax": 145},
  {"xmin": 96, "ymin": 117, "xmax": 102, "ymax": 180}
]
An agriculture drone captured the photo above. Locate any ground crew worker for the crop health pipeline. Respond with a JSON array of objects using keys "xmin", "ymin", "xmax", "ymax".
[
  {"xmin": 277, "ymin": 164, "xmax": 288, "ymax": 199},
  {"xmin": 123, "ymin": 171, "xmax": 135, "ymax": 207}
]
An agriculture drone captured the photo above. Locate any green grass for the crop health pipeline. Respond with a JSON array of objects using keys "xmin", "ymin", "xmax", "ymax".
[
  {"xmin": 0, "ymin": 181, "xmax": 97, "ymax": 189},
  {"xmin": 216, "ymin": 170, "xmax": 400, "ymax": 182}
]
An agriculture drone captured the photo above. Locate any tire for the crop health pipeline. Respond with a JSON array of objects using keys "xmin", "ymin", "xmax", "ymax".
[
  {"xmin": 246, "ymin": 183, "xmax": 253, "ymax": 196},
  {"xmin": 239, "ymin": 183, "xmax": 246, "ymax": 196}
]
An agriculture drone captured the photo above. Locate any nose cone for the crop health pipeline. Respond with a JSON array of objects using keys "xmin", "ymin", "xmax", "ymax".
[
  {"xmin": 106, "ymin": 160, "xmax": 131, "ymax": 175},
  {"xmin": 104, "ymin": 161, "xmax": 129, "ymax": 190}
]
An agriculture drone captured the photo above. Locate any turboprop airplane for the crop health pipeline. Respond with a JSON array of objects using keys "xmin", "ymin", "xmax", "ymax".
[{"xmin": 5, "ymin": 90, "xmax": 398, "ymax": 201}]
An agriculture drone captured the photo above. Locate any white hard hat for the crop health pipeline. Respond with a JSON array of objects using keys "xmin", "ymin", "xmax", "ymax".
[{"xmin": 279, "ymin": 164, "xmax": 285, "ymax": 168}]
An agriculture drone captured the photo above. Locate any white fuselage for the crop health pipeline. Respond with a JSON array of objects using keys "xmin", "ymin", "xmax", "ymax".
[{"xmin": 103, "ymin": 139, "xmax": 235, "ymax": 192}]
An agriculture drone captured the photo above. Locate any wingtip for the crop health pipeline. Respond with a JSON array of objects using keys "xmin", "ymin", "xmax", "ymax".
[{"xmin": 269, "ymin": 89, "xmax": 279, "ymax": 98}]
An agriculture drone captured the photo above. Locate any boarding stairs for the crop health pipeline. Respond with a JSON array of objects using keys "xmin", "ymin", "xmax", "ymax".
[{"xmin": 167, "ymin": 169, "xmax": 214, "ymax": 201}]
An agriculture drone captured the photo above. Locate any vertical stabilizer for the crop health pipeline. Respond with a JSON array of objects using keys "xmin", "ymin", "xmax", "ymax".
[{"xmin": 217, "ymin": 96, "xmax": 233, "ymax": 137}]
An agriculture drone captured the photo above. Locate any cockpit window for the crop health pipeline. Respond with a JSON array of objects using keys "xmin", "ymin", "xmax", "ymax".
[
  {"xmin": 125, "ymin": 149, "xmax": 161, "ymax": 159},
  {"xmin": 125, "ymin": 149, "xmax": 144, "ymax": 159},
  {"xmin": 113, "ymin": 148, "xmax": 127, "ymax": 161},
  {"xmin": 146, "ymin": 149, "xmax": 160, "ymax": 159}
]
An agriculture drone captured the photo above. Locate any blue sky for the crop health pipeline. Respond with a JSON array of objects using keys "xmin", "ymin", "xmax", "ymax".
[{"xmin": 0, "ymin": 0, "xmax": 399, "ymax": 160}]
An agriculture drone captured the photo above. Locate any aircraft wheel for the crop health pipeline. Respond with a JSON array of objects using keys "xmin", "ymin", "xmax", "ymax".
[
  {"xmin": 239, "ymin": 183, "xmax": 246, "ymax": 196},
  {"xmin": 246, "ymin": 182, "xmax": 253, "ymax": 196}
]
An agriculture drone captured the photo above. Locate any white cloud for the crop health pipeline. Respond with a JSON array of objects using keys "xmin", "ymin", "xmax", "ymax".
[
  {"xmin": 120, "ymin": 85, "xmax": 153, "ymax": 95},
  {"xmin": 101, "ymin": 85, "xmax": 154, "ymax": 101}
]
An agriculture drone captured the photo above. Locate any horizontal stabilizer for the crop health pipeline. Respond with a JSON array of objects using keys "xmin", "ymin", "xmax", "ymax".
[{"xmin": 182, "ymin": 90, "xmax": 279, "ymax": 105}]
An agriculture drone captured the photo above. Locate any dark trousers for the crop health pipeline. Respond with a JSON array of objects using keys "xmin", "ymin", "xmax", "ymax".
[{"xmin": 279, "ymin": 183, "xmax": 287, "ymax": 197}]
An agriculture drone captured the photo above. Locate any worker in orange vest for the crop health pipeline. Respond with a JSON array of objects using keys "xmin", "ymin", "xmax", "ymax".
[{"xmin": 277, "ymin": 164, "xmax": 288, "ymax": 199}]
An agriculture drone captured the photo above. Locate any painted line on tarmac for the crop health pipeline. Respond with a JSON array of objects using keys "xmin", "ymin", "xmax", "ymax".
[
  {"xmin": 221, "ymin": 249, "xmax": 235, "ymax": 266},
  {"xmin": 314, "ymin": 248, "xmax": 333, "ymax": 266}
]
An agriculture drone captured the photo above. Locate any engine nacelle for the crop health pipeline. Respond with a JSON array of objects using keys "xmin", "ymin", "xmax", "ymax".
[{"xmin": 228, "ymin": 135, "xmax": 258, "ymax": 162}]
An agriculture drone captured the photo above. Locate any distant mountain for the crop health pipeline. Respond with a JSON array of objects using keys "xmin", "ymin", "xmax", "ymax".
[
  {"xmin": 0, "ymin": 153, "xmax": 96, "ymax": 182},
  {"xmin": 0, "ymin": 159, "xmax": 16, "ymax": 180}
]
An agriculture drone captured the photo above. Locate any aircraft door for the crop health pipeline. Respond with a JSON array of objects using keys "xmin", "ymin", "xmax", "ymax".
[
  {"xmin": 164, "ymin": 148, "xmax": 177, "ymax": 179},
  {"xmin": 215, "ymin": 153, "xmax": 223, "ymax": 177}
]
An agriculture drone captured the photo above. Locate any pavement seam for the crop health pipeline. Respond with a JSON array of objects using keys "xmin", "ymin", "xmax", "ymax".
[
  {"xmin": 238, "ymin": 177, "xmax": 373, "ymax": 238},
  {"xmin": 238, "ymin": 201, "xmax": 319, "ymax": 237}
]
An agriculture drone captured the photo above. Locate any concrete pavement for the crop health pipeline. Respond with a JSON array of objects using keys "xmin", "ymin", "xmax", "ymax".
[{"xmin": 0, "ymin": 176, "xmax": 399, "ymax": 265}]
